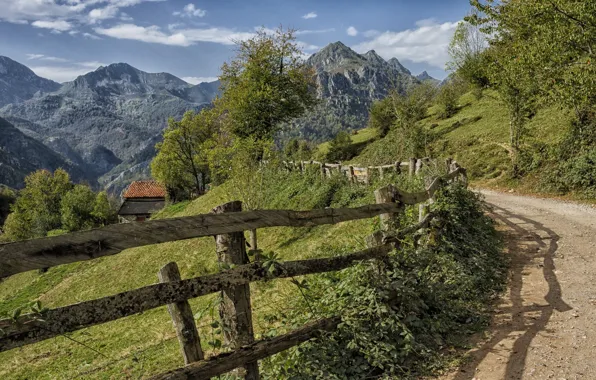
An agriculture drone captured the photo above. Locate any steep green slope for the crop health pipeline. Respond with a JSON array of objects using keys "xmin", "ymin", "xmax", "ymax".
[{"xmin": 353, "ymin": 91, "xmax": 572, "ymax": 191}]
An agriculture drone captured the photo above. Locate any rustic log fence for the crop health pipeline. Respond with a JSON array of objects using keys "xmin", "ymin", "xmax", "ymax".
[
  {"xmin": 0, "ymin": 160, "xmax": 467, "ymax": 379},
  {"xmin": 284, "ymin": 156, "xmax": 432, "ymax": 183}
]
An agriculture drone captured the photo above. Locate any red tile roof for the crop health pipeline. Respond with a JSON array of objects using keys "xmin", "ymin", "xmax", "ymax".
[{"xmin": 123, "ymin": 180, "xmax": 166, "ymax": 199}]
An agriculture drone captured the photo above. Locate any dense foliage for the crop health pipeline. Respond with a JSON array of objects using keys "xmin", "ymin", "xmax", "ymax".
[
  {"xmin": 261, "ymin": 182, "xmax": 506, "ymax": 378},
  {"xmin": 2, "ymin": 169, "xmax": 117, "ymax": 241}
]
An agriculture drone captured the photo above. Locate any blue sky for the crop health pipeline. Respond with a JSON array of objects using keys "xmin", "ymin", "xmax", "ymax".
[{"xmin": 0, "ymin": 0, "xmax": 471, "ymax": 84}]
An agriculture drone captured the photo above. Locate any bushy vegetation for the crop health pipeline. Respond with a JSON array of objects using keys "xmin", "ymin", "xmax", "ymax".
[
  {"xmin": 262, "ymin": 183, "xmax": 505, "ymax": 379},
  {"xmin": 1, "ymin": 169, "xmax": 117, "ymax": 241}
]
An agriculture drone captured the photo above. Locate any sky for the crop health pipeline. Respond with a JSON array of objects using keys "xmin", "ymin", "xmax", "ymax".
[{"xmin": 0, "ymin": 0, "xmax": 472, "ymax": 84}]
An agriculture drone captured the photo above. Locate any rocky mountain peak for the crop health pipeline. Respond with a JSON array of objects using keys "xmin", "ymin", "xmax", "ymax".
[
  {"xmin": 364, "ymin": 50, "xmax": 386, "ymax": 65},
  {"xmin": 416, "ymin": 71, "xmax": 440, "ymax": 85},
  {"xmin": 387, "ymin": 58, "xmax": 411, "ymax": 75}
]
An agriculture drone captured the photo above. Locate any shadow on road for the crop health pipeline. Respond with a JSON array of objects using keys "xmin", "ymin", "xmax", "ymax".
[{"xmin": 451, "ymin": 203, "xmax": 572, "ymax": 380}]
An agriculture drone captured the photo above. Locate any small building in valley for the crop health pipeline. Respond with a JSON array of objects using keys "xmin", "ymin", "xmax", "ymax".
[{"xmin": 118, "ymin": 180, "xmax": 166, "ymax": 222}]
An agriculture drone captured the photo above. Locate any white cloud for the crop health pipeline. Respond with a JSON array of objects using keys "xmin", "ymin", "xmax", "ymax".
[
  {"xmin": 353, "ymin": 19, "xmax": 460, "ymax": 68},
  {"xmin": 95, "ymin": 23, "xmax": 254, "ymax": 46},
  {"xmin": 32, "ymin": 20, "xmax": 73, "ymax": 32},
  {"xmin": 302, "ymin": 12, "xmax": 317, "ymax": 19},
  {"xmin": 173, "ymin": 3, "xmax": 206, "ymax": 18},
  {"xmin": 297, "ymin": 41, "xmax": 319, "ymax": 51},
  {"xmin": 0, "ymin": 0, "xmax": 163, "ymax": 27},
  {"xmin": 120, "ymin": 12, "xmax": 133, "ymax": 21},
  {"xmin": 182, "ymin": 76, "xmax": 218, "ymax": 84},
  {"xmin": 83, "ymin": 32, "xmax": 102, "ymax": 40},
  {"xmin": 88, "ymin": 5, "xmax": 120, "ymax": 23},
  {"xmin": 346, "ymin": 26, "xmax": 358, "ymax": 37},
  {"xmin": 26, "ymin": 54, "xmax": 69, "ymax": 63},
  {"xmin": 77, "ymin": 61, "xmax": 106, "ymax": 69}
]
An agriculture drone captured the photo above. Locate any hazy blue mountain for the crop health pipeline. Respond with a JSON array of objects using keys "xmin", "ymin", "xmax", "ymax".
[{"xmin": 0, "ymin": 61, "xmax": 219, "ymax": 189}]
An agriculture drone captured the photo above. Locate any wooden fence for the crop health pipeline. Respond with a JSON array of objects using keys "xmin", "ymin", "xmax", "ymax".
[
  {"xmin": 0, "ymin": 159, "xmax": 467, "ymax": 380},
  {"xmin": 284, "ymin": 156, "xmax": 433, "ymax": 183}
]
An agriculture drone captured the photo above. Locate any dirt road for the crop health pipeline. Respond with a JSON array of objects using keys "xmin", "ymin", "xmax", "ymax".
[{"xmin": 444, "ymin": 190, "xmax": 596, "ymax": 380}]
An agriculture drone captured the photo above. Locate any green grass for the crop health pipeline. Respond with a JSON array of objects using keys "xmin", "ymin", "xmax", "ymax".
[
  {"xmin": 0, "ymin": 172, "xmax": 412, "ymax": 379},
  {"xmin": 353, "ymin": 90, "xmax": 572, "ymax": 190},
  {"xmin": 315, "ymin": 127, "xmax": 378, "ymax": 158}
]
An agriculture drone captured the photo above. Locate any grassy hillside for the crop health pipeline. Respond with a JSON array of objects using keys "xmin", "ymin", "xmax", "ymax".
[
  {"xmin": 352, "ymin": 90, "xmax": 573, "ymax": 194},
  {"xmin": 0, "ymin": 171, "xmax": 418, "ymax": 379}
]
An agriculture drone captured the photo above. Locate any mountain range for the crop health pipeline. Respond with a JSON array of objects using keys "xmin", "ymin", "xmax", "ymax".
[{"xmin": 0, "ymin": 42, "xmax": 438, "ymax": 192}]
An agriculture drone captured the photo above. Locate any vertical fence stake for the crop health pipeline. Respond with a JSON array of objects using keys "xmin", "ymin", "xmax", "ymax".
[
  {"xmin": 158, "ymin": 262, "xmax": 204, "ymax": 365},
  {"xmin": 394, "ymin": 161, "xmax": 401, "ymax": 176},
  {"xmin": 212, "ymin": 201, "xmax": 260, "ymax": 380},
  {"xmin": 378, "ymin": 167, "xmax": 384, "ymax": 180},
  {"xmin": 320, "ymin": 163, "xmax": 326, "ymax": 179},
  {"xmin": 348, "ymin": 165, "xmax": 355, "ymax": 183},
  {"xmin": 409, "ymin": 158, "xmax": 416, "ymax": 177},
  {"xmin": 415, "ymin": 159, "xmax": 423, "ymax": 176},
  {"xmin": 365, "ymin": 167, "xmax": 372, "ymax": 186}
]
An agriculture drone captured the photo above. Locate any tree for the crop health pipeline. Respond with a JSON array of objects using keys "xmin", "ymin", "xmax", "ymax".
[
  {"xmin": 0, "ymin": 186, "xmax": 16, "ymax": 228},
  {"xmin": 218, "ymin": 27, "xmax": 318, "ymax": 140},
  {"xmin": 470, "ymin": 1, "xmax": 596, "ymax": 123},
  {"xmin": 60, "ymin": 184, "xmax": 96, "ymax": 232},
  {"xmin": 436, "ymin": 78, "xmax": 465, "ymax": 119},
  {"xmin": 92, "ymin": 191, "xmax": 117, "ymax": 226},
  {"xmin": 151, "ymin": 109, "xmax": 216, "ymax": 200},
  {"xmin": 368, "ymin": 97, "xmax": 396, "ymax": 137},
  {"xmin": 3, "ymin": 169, "xmax": 72, "ymax": 240},
  {"xmin": 387, "ymin": 83, "xmax": 437, "ymax": 157},
  {"xmin": 447, "ymin": 12, "xmax": 490, "ymax": 94},
  {"xmin": 326, "ymin": 131, "xmax": 353, "ymax": 162},
  {"xmin": 284, "ymin": 138, "xmax": 313, "ymax": 161}
]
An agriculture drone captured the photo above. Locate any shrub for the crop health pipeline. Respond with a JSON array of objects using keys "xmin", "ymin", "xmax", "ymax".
[{"xmin": 262, "ymin": 184, "xmax": 506, "ymax": 378}]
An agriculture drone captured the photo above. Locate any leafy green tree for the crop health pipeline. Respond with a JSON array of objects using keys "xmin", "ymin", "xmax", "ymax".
[
  {"xmin": 218, "ymin": 27, "xmax": 318, "ymax": 140},
  {"xmin": 447, "ymin": 12, "xmax": 490, "ymax": 95},
  {"xmin": 0, "ymin": 186, "xmax": 16, "ymax": 228},
  {"xmin": 436, "ymin": 78, "xmax": 465, "ymax": 119},
  {"xmin": 284, "ymin": 138, "xmax": 313, "ymax": 161},
  {"xmin": 368, "ymin": 97, "xmax": 396, "ymax": 137},
  {"xmin": 3, "ymin": 169, "xmax": 72, "ymax": 240},
  {"xmin": 92, "ymin": 191, "xmax": 117, "ymax": 226},
  {"xmin": 470, "ymin": 0, "xmax": 596, "ymax": 126},
  {"xmin": 60, "ymin": 184, "xmax": 96, "ymax": 232},
  {"xmin": 326, "ymin": 131, "xmax": 353, "ymax": 162},
  {"xmin": 151, "ymin": 109, "xmax": 216, "ymax": 200}
]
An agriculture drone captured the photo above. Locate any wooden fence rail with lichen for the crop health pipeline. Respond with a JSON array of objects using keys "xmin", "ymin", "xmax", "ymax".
[{"xmin": 0, "ymin": 159, "xmax": 467, "ymax": 379}]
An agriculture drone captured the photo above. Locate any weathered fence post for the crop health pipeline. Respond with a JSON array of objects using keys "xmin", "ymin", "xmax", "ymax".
[
  {"xmin": 415, "ymin": 159, "xmax": 423, "ymax": 176},
  {"xmin": 409, "ymin": 158, "xmax": 416, "ymax": 177},
  {"xmin": 158, "ymin": 262, "xmax": 204, "ymax": 365},
  {"xmin": 365, "ymin": 167, "xmax": 372, "ymax": 185},
  {"xmin": 378, "ymin": 167, "xmax": 384, "ymax": 180},
  {"xmin": 367, "ymin": 184, "xmax": 401, "ymax": 251},
  {"xmin": 212, "ymin": 201, "xmax": 260, "ymax": 380},
  {"xmin": 320, "ymin": 163, "xmax": 326, "ymax": 179},
  {"xmin": 348, "ymin": 165, "xmax": 355, "ymax": 183}
]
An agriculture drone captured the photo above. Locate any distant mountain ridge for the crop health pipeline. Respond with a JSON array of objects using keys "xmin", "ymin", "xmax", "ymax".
[{"xmin": 0, "ymin": 57, "xmax": 220, "ymax": 191}]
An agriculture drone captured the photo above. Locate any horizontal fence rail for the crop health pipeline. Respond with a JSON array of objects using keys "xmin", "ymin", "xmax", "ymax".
[
  {"xmin": 0, "ymin": 245, "xmax": 394, "ymax": 352},
  {"xmin": 0, "ymin": 204, "xmax": 401, "ymax": 279},
  {"xmin": 148, "ymin": 317, "xmax": 341, "ymax": 380}
]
